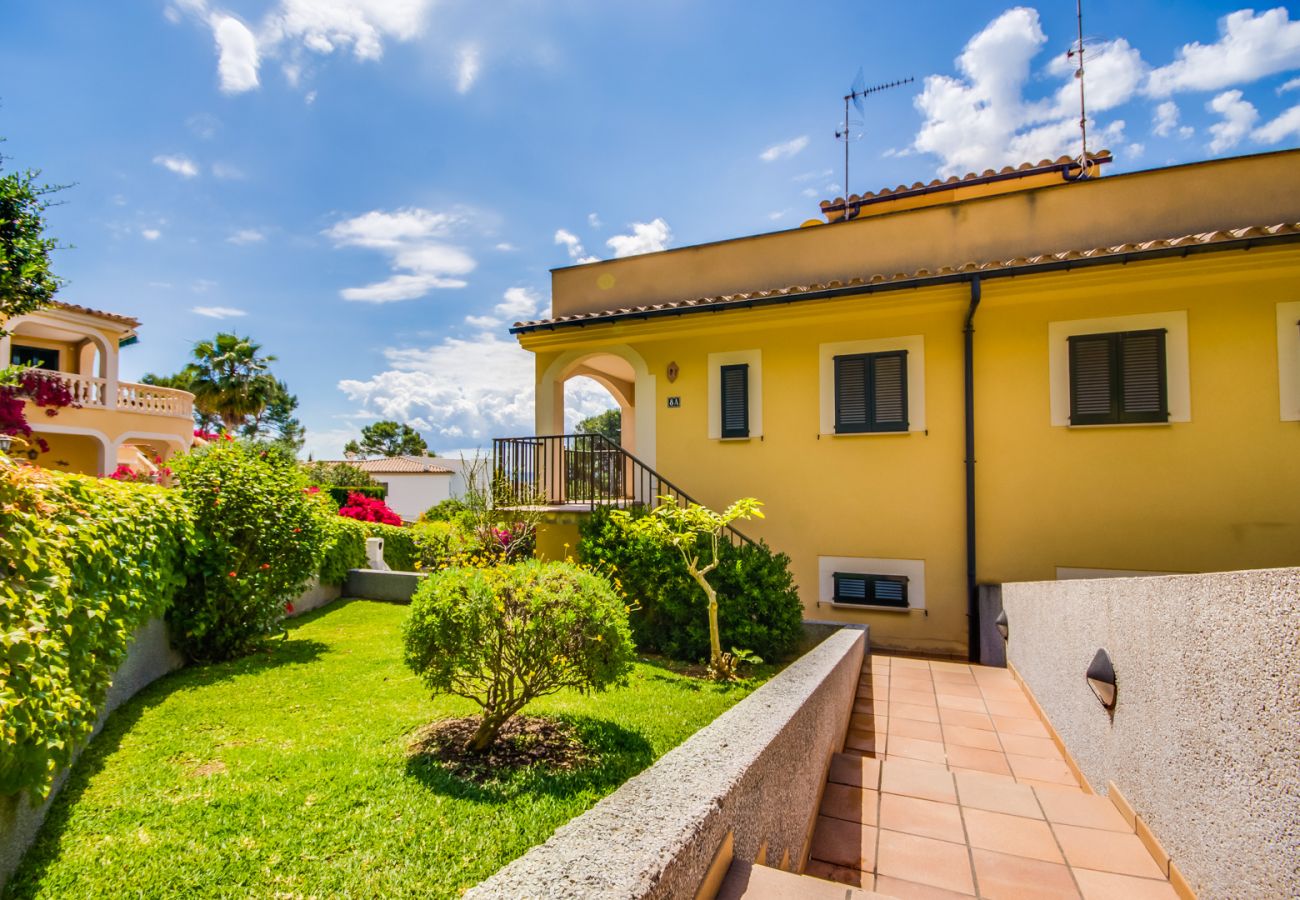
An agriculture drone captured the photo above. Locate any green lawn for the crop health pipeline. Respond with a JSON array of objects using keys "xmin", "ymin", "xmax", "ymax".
[{"xmin": 7, "ymin": 599, "xmax": 772, "ymax": 899}]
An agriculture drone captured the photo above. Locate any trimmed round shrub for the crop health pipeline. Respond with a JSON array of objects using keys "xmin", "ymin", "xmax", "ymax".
[
  {"xmin": 402, "ymin": 560, "xmax": 635, "ymax": 751},
  {"xmin": 579, "ymin": 507, "xmax": 803, "ymax": 664},
  {"xmin": 171, "ymin": 442, "xmax": 324, "ymax": 661}
]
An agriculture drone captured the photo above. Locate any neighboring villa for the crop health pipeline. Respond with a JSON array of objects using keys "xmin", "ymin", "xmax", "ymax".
[
  {"xmin": 500, "ymin": 148, "xmax": 1300, "ymax": 659},
  {"xmin": 327, "ymin": 454, "xmax": 465, "ymax": 522},
  {"xmin": 0, "ymin": 302, "xmax": 194, "ymax": 475}
]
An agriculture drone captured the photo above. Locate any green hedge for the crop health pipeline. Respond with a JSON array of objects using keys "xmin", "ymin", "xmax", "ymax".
[
  {"xmin": 318, "ymin": 514, "xmax": 369, "ymax": 585},
  {"xmin": 579, "ymin": 507, "xmax": 804, "ymax": 664},
  {"xmin": 0, "ymin": 462, "xmax": 192, "ymax": 796},
  {"xmin": 325, "ymin": 485, "xmax": 386, "ymax": 508}
]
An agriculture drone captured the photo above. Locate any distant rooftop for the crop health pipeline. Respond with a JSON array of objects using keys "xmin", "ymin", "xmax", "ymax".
[{"xmin": 326, "ymin": 455, "xmax": 455, "ymax": 474}]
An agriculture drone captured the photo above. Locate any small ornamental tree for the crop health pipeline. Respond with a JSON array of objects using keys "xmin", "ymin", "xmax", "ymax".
[
  {"xmin": 402, "ymin": 560, "xmax": 635, "ymax": 752},
  {"xmin": 170, "ymin": 441, "xmax": 324, "ymax": 661},
  {"xmin": 612, "ymin": 496, "xmax": 763, "ymax": 679}
]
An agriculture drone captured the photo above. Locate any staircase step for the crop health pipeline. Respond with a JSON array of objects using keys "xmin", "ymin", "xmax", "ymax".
[{"xmin": 717, "ymin": 860, "xmax": 895, "ymax": 900}]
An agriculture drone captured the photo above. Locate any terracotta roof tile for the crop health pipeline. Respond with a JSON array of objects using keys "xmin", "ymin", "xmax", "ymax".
[
  {"xmin": 321, "ymin": 455, "xmax": 454, "ymax": 474},
  {"xmin": 512, "ymin": 221, "xmax": 1300, "ymax": 334},
  {"xmin": 51, "ymin": 302, "xmax": 140, "ymax": 328}
]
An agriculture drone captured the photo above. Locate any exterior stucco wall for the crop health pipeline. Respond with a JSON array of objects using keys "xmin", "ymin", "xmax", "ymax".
[
  {"xmin": 468, "ymin": 626, "xmax": 866, "ymax": 900},
  {"xmin": 372, "ymin": 472, "xmax": 452, "ymax": 522},
  {"xmin": 1002, "ymin": 568, "xmax": 1300, "ymax": 900}
]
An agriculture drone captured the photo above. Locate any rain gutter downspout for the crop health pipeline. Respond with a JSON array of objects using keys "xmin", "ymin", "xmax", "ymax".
[{"xmin": 963, "ymin": 276, "xmax": 981, "ymax": 663}]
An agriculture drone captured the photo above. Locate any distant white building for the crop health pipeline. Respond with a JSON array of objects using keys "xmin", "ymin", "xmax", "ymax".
[{"xmin": 330, "ymin": 455, "xmax": 457, "ymax": 523}]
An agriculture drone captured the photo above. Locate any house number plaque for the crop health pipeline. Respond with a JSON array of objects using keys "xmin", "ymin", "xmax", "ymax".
[{"xmin": 667, "ymin": 396, "xmax": 681, "ymax": 408}]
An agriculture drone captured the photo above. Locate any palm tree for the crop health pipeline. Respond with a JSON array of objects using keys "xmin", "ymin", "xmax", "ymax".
[{"xmin": 188, "ymin": 333, "xmax": 278, "ymax": 431}]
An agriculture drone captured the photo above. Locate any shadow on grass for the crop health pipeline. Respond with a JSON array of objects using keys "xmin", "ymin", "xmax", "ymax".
[
  {"xmin": 635, "ymin": 654, "xmax": 781, "ymax": 692},
  {"xmin": 404, "ymin": 715, "xmax": 654, "ymax": 806},
  {"xmin": 3, "ymin": 633, "xmax": 329, "ymax": 899}
]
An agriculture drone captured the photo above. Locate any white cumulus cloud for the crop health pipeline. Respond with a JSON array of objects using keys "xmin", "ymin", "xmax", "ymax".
[
  {"xmin": 1280, "ymin": 77, "xmax": 1300, "ymax": 95},
  {"xmin": 606, "ymin": 218, "xmax": 671, "ymax": 258},
  {"xmin": 1253, "ymin": 103, "xmax": 1300, "ymax": 143},
  {"xmin": 213, "ymin": 14, "xmax": 260, "ymax": 93},
  {"xmin": 192, "ymin": 305, "xmax": 247, "ymax": 318},
  {"xmin": 141, "ymin": 228, "xmax": 162, "ymax": 241},
  {"xmin": 1147, "ymin": 8, "xmax": 1300, "ymax": 97},
  {"xmin": 554, "ymin": 228, "xmax": 592, "ymax": 262},
  {"xmin": 327, "ymin": 207, "xmax": 476, "ymax": 302},
  {"xmin": 1152, "ymin": 101, "xmax": 1180, "ymax": 137},
  {"xmin": 456, "ymin": 43, "xmax": 480, "ymax": 93},
  {"xmin": 153, "ymin": 154, "xmax": 199, "ymax": 177},
  {"xmin": 759, "ymin": 135, "xmax": 810, "ymax": 162},
  {"xmin": 1206, "ymin": 89, "xmax": 1259, "ymax": 152}
]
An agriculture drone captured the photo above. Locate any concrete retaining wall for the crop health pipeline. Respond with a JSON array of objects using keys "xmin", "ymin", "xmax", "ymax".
[
  {"xmin": 344, "ymin": 568, "xmax": 426, "ymax": 603},
  {"xmin": 292, "ymin": 577, "xmax": 342, "ymax": 616},
  {"xmin": 468, "ymin": 626, "xmax": 867, "ymax": 900},
  {"xmin": 1002, "ymin": 568, "xmax": 1300, "ymax": 900}
]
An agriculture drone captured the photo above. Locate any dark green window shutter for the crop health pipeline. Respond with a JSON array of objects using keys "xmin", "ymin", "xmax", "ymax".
[
  {"xmin": 1069, "ymin": 329, "xmax": 1168, "ymax": 425},
  {"xmin": 720, "ymin": 364, "xmax": 749, "ymax": 438},
  {"xmin": 9, "ymin": 344, "xmax": 59, "ymax": 371},
  {"xmin": 870, "ymin": 351, "xmax": 909, "ymax": 431},
  {"xmin": 833, "ymin": 573, "xmax": 909, "ymax": 608},
  {"xmin": 834, "ymin": 355, "xmax": 869, "ymax": 433},
  {"xmin": 835, "ymin": 350, "xmax": 908, "ymax": 433}
]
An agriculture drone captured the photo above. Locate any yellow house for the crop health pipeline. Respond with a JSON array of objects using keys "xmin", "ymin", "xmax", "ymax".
[
  {"xmin": 1, "ymin": 302, "xmax": 194, "ymax": 475},
  {"xmin": 503, "ymin": 149, "xmax": 1300, "ymax": 658}
]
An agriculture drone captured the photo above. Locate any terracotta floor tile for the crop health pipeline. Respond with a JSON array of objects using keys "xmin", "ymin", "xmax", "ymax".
[
  {"xmin": 945, "ymin": 743, "xmax": 1013, "ymax": 776},
  {"xmin": 985, "ymin": 698, "xmax": 1038, "ymax": 719},
  {"xmin": 931, "ymin": 671, "xmax": 977, "ymax": 686},
  {"xmin": 855, "ymin": 698, "xmax": 888, "ymax": 716},
  {"xmin": 997, "ymin": 733, "xmax": 1062, "ymax": 760},
  {"xmin": 1072, "ymin": 868, "xmax": 1179, "ymax": 899},
  {"xmin": 1034, "ymin": 787, "xmax": 1130, "ymax": 832},
  {"xmin": 954, "ymin": 771, "xmax": 1043, "ymax": 819},
  {"xmin": 992, "ymin": 715, "xmax": 1051, "ymax": 738},
  {"xmin": 890, "ymin": 657, "xmax": 932, "ymax": 671},
  {"xmin": 943, "ymin": 724, "xmax": 1004, "ymax": 751},
  {"xmin": 851, "ymin": 712, "xmax": 879, "ymax": 731},
  {"xmin": 963, "ymin": 807, "xmax": 1063, "ymax": 863},
  {"xmin": 804, "ymin": 858, "xmax": 872, "ymax": 889},
  {"xmin": 1007, "ymin": 754, "xmax": 1077, "ymax": 786},
  {"xmin": 876, "ymin": 830, "xmax": 975, "ymax": 895},
  {"xmin": 809, "ymin": 815, "xmax": 878, "ymax": 870},
  {"xmin": 930, "ymin": 660, "xmax": 974, "ymax": 674},
  {"xmin": 829, "ymin": 752, "xmax": 881, "ymax": 790},
  {"xmin": 879, "ymin": 792, "xmax": 966, "ymax": 843},
  {"xmin": 950, "ymin": 767, "xmax": 1015, "ymax": 781},
  {"xmin": 892, "ymin": 687, "xmax": 939, "ymax": 708},
  {"xmin": 978, "ymin": 680, "xmax": 1028, "ymax": 696},
  {"xmin": 936, "ymin": 694, "xmax": 987, "ymax": 713},
  {"xmin": 933, "ymin": 682, "xmax": 984, "ymax": 699},
  {"xmin": 881, "ymin": 758, "xmax": 957, "ymax": 804},
  {"xmin": 889, "ymin": 736, "xmax": 949, "ymax": 765},
  {"xmin": 873, "ymin": 875, "xmax": 974, "ymax": 899},
  {"xmin": 892, "ymin": 702, "xmax": 942, "ymax": 724},
  {"xmin": 889, "ymin": 717, "xmax": 944, "ymax": 742},
  {"xmin": 1053, "ymin": 824, "xmax": 1165, "ymax": 879},
  {"xmin": 939, "ymin": 708, "xmax": 996, "ymax": 732},
  {"xmin": 821, "ymin": 783, "xmax": 880, "ymax": 825},
  {"xmin": 971, "ymin": 848, "xmax": 1080, "ymax": 899}
]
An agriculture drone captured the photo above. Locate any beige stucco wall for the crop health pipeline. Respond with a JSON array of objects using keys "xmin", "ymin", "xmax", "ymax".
[{"xmin": 1002, "ymin": 568, "xmax": 1300, "ymax": 900}]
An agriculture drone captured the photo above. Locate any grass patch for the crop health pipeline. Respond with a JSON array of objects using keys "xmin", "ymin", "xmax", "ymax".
[{"xmin": 6, "ymin": 600, "xmax": 775, "ymax": 899}]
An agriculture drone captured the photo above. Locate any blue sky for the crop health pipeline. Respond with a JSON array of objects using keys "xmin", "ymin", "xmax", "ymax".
[{"xmin": 3, "ymin": 1, "xmax": 1299, "ymax": 457}]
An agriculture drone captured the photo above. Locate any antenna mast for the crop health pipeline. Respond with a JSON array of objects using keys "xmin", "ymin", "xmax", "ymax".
[
  {"xmin": 837, "ymin": 72, "xmax": 913, "ymax": 199},
  {"xmin": 1067, "ymin": 0, "xmax": 1091, "ymax": 173}
]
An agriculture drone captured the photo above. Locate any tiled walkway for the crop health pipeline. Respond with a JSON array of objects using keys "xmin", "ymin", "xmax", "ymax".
[{"xmin": 803, "ymin": 655, "xmax": 1179, "ymax": 899}]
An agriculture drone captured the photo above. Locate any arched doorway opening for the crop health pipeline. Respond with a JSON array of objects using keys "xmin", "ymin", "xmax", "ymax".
[{"xmin": 536, "ymin": 345, "xmax": 655, "ymax": 466}]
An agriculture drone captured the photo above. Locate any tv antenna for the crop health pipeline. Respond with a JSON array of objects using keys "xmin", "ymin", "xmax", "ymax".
[
  {"xmin": 836, "ymin": 69, "xmax": 913, "ymax": 199},
  {"xmin": 1065, "ymin": 0, "xmax": 1095, "ymax": 177}
]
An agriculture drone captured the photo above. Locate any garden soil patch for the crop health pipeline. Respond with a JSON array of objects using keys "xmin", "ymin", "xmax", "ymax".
[{"xmin": 407, "ymin": 716, "xmax": 595, "ymax": 782}]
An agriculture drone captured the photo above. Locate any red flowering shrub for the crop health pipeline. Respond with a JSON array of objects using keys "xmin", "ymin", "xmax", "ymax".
[
  {"xmin": 338, "ymin": 491, "xmax": 402, "ymax": 526},
  {"xmin": 0, "ymin": 370, "xmax": 80, "ymax": 453}
]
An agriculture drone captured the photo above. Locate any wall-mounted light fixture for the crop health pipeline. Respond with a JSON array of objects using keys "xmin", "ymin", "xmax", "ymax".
[
  {"xmin": 995, "ymin": 609, "xmax": 1009, "ymax": 641},
  {"xmin": 1086, "ymin": 648, "xmax": 1117, "ymax": 709},
  {"xmin": 0, "ymin": 434, "xmax": 11, "ymax": 454}
]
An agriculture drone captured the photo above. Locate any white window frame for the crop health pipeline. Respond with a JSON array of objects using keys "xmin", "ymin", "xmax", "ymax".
[
  {"xmin": 818, "ymin": 556, "xmax": 925, "ymax": 612},
  {"xmin": 707, "ymin": 349, "xmax": 761, "ymax": 439},
  {"xmin": 819, "ymin": 335, "xmax": 926, "ymax": 435},
  {"xmin": 1048, "ymin": 311, "xmax": 1190, "ymax": 426},
  {"xmin": 1278, "ymin": 301, "xmax": 1300, "ymax": 422}
]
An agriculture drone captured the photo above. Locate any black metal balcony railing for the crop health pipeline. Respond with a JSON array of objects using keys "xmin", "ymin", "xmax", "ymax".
[{"xmin": 492, "ymin": 433, "xmax": 754, "ymax": 547}]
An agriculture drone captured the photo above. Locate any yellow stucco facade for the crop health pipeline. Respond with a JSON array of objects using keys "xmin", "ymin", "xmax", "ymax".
[
  {"xmin": 1, "ymin": 304, "xmax": 194, "ymax": 475},
  {"xmin": 516, "ymin": 150, "xmax": 1300, "ymax": 656}
]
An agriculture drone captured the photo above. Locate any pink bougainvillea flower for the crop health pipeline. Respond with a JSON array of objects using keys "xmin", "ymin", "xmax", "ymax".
[{"xmin": 284, "ymin": 602, "xmax": 295, "ymax": 614}]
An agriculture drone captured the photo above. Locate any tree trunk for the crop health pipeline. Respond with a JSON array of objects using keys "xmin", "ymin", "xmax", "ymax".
[
  {"xmin": 468, "ymin": 711, "xmax": 507, "ymax": 753},
  {"xmin": 695, "ymin": 574, "xmax": 722, "ymax": 671}
]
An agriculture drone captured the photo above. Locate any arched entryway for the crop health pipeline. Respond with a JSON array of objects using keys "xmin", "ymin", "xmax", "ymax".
[{"xmin": 536, "ymin": 344, "xmax": 656, "ymax": 467}]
